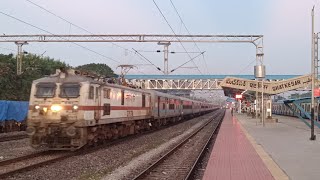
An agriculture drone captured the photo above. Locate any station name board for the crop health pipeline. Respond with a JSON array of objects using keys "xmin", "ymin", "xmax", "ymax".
[{"xmin": 220, "ymin": 75, "xmax": 312, "ymax": 94}]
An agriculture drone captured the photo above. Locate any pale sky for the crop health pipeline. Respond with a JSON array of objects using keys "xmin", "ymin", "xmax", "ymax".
[{"xmin": 1, "ymin": 0, "xmax": 320, "ymax": 75}]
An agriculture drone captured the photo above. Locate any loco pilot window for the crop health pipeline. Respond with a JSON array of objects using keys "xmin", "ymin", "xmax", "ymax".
[
  {"xmin": 89, "ymin": 86, "xmax": 94, "ymax": 99},
  {"xmin": 104, "ymin": 88, "xmax": 111, "ymax": 99}
]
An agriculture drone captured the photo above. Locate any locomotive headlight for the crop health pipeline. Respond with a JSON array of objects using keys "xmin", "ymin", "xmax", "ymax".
[
  {"xmin": 34, "ymin": 105, "xmax": 40, "ymax": 110},
  {"xmin": 72, "ymin": 105, "xmax": 79, "ymax": 110},
  {"xmin": 51, "ymin": 105, "xmax": 62, "ymax": 112}
]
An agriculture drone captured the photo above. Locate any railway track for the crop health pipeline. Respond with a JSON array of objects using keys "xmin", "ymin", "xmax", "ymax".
[
  {"xmin": 0, "ymin": 111, "xmax": 220, "ymax": 179},
  {"xmin": 0, "ymin": 151, "xmax": 73, "ymax": 179},
  {"xmin": 132, "ymin": 109, "xmax": 225, "ymax": 180},
  {"xmin": 0, "ymin": 134, "xmax": 28, "ymax": 142}
]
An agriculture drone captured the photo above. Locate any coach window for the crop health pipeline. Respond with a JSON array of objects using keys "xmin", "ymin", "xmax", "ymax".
[
  {"xmin": 104, "ymin": 88, "xmax": 111, "ymax": 99},
  {"xmin": 103, "ymin": 103, "xmax": 111, "ymax": 115},
  {"xmin": 121, "ymin": 90, "xmax": 124, "ymax": 105},
  {"xmin": 89, "ymin": 86, "xmax": 94, "ymax": 99},
  {"xmin": 142, "ymin": 94, "xmax": 146, "ymax": 107}
]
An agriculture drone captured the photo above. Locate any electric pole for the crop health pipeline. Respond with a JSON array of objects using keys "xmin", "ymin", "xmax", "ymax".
[{"xmin": 15, "ymin": 41, "xmax": 28, "ymax": 75}]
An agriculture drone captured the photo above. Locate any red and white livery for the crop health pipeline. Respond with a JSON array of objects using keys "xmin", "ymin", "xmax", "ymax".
[{"xmin": 27, "ymin": 69, "xmax": 218, "ymax": 150}]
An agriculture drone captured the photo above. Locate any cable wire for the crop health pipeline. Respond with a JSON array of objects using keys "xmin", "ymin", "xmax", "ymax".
[
  {"xmin": 25, "ymin": 0, "xmax": 158, "ymax": 69},
  {"xmin": 171, "ymin": 51, "xmax": 205, "ymax": 73},
  {"xmin": 135, "ymin": 49, "xmax": 202, "ymax": 53},
  {"xmin": 169, "ymin": 0, "xmax": 209, "ymax": 74},
  {"xmin": 152, "ymin": 0, "xmax": 202, "ymax": 74},
  {"xmin": 132, "ymin": 48, "xmax": 162, "ymax": 72},
  {"xmin": 0, "ymin": 11, "xmax": 120, "ymax": 64},
  {"xmin": 236, "ymin": 59, "xmax": 256, "ymax": 75},
  {"xmin": 25, "ymin": 0, "xmax": 131, "ymax": 54},
  {"xmin": 0, "ymin": 46, "xmax": 15, "ymax": 52}
]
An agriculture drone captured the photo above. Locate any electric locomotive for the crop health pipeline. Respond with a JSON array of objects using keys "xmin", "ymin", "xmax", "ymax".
[{"xmin": 26, "ymin": 69, "xmax": 217, "ymax": 150}]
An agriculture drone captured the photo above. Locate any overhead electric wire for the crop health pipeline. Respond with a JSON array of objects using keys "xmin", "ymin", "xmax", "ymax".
[
  {"xmin": 0, "ymin": 46, "xmax": 15, "ymax": 52},
  {"xmin": 25, "ymin": 0, "xmax": 156, "ymax": 69},
  {"xmin": 169, "ymin": 0, "xmax": 209, "ymax": 74},
  {"xmin": 236, "ymin": 59, "xmax": 256, "ymax": 75},
  {"xmin": 25, "ymin": 0, "xmax": 131, "ymax": 54},
  {"xmin": 135, "ymin": 49, "xmax": 203, "ymax": 53},
  {"xmin": 152, "ymin": 0, "xmax": 203, "ymax": 74},
  {"xmin": 0, "ymin": 11, "xmax": 120, "ymax": 64},
  {"xmin": 133, "ymin": 68, "xmax": 147, "ymax": 75},
  {"xmin": 171, "ymin": 51, "xmax": 205, "ymax": 73},
  {"xmin": 132, "ymin": 48, "xmax": 162, "ymax": 72}
]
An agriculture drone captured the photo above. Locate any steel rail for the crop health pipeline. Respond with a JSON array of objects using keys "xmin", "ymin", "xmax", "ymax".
[
  {"xmin": 184, "ymin": 110, "xmax": 225, "ymax": 180},
  {"xmin": 0, "ymin": 134, "xmax": 28, "ymax": 142},
  {"xmin": 0, "ymin": 151, "xmax": 72, "ymax": 179},
  {"xmin": 0, "ymin": 111, "xmax": 217, "ymax": 179},
  {"xmin": 131, "ymin": 110, "xmax": 224, "ymax": 180}
]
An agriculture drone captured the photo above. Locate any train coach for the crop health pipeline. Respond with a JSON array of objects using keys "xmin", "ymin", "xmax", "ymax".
[
  {"xmin": 26, "ymin": 69, "xmax": 218, "ymax": 150},
  {"xmin": 272, "ymin": 98, "xmax": 320, "ymax": 119}
]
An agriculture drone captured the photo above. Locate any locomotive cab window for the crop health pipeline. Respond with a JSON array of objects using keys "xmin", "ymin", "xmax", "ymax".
[
  {"xmin": 103, "ymin": 88, "xmax": 111, "ymax": 99},
  {"xmin": 35, "ymin": 83, "xmax": 56, "ymax": 98},
  {"xmin": 60, "ymin": 83, "xmax": 80, "ymax": 98},
  {"xmin": 89, "ymin": 86, "xmax": 94, "ymax": 99}
]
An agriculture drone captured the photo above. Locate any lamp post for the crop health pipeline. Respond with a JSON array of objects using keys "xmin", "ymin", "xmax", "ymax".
[{"xmin": 310, "ymin": 7, "xmax": 316, "ymax": 140}]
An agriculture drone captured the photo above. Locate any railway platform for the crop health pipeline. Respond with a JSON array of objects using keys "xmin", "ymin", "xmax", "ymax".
[
  {"xmin": 203, "ymin": 110, "xmax": 286, "ymax": 180},
  {"xmin": 204, "ymin": 110, "xmax": 320, "ymax": 180}
]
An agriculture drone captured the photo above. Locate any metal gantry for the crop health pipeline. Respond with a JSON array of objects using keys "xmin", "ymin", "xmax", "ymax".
[
  {"xmin": 0, "ymin": 34, "xmax": 263, "ymax": 43},
  {"xmin": 0, "ymin": 34, "xmax": 265, "ymax": 77},
  {"xmin": 130, "ymin": 79, "xmax": 221, "ymax": 90}
]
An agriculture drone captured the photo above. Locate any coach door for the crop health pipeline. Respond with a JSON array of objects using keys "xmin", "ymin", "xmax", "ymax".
[{"xmin": 94, "ymin": 86, "xmax": 101, "ymax": 121}]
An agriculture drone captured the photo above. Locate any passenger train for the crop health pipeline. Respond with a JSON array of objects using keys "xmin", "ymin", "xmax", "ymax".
[
  {"xmin": 26, "ymin": 69, "xmax": 218, "ymax": 150},
  {"xmin": 272, "ymin": 98, "xmax": 320, "ymax": 119}
]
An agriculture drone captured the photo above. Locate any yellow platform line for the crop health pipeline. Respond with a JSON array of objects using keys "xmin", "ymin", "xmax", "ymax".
[{"xmin": 236, "ymin": 116, "xmax": 289, "ymax": 180}]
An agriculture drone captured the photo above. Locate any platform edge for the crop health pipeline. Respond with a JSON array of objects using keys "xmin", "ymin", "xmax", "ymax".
[{"xmin": 236, "ymin": 116, "xmax": 290, "ymax": 180}]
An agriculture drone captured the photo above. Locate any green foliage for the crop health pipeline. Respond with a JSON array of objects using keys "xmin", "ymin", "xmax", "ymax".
[
  {"xmin": 0, "ymin": 54, "xmax": 116, "ymax": 101},
  {"xmin": 76, "ymin": 63, "xmax": 116, "ymax": 77},
  {"xmin": 0, "ymin": 53, "xmax": 68, "ymax": 101}
]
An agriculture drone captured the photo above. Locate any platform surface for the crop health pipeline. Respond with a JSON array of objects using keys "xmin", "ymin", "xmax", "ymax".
[
  {"xmin": 236, "ymin": 113, "xmax": 320, "ymax": 180},
  {"xmin": 203, "ymin": 110, "xmax": 275, "ymax": 180}
]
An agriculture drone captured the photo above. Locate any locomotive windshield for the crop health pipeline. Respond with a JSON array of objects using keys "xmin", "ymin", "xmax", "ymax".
[
  {"xmin": 60, "ymin": 83, "xmax": 80, "ymax": 98},
  {"xmin": 35, "ymin": 83, "xmax": 56, "ymax": 98}
]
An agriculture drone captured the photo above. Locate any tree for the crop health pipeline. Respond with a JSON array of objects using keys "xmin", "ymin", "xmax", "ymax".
[
  {"xmin": 76, "ymin": 63, "xmax": 116, "ymax": 77},
  {"xmin": 0, "ymin": 53, "xmax": 68, "ymax": 101}
]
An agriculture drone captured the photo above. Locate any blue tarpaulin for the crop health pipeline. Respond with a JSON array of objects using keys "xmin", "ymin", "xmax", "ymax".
[{"xmin": 0, "ymin": 101, "xmax": 29, "ymax": 122}]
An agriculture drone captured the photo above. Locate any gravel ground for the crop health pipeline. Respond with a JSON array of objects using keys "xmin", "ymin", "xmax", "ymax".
[
  {"xmin": 0, "ymin": 138, "xmax": 39, "ymax": 161},
  {"xmin": 125, "ymin": 113, "xmax": 221, "ymax": 180},
  {"xmin": 0, "ymin": 131, "xmax": 26, "ymax": 139},
  {"xmin": 191, "ymin": 114, "xmax": 224, "ymax": 180},
  {"xmin": 103, "ymin": 114, "xmax": 212, "ymax": 180},
  {"xmin": 5, "ymin": 112, "xmax": 216, "ymax": 180}
]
